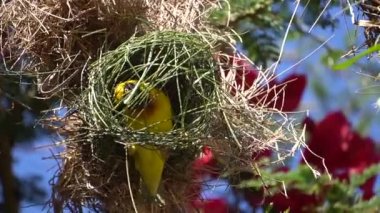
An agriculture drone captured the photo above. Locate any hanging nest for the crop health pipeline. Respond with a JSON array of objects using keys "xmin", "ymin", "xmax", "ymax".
[
  {"xmin": 357, "ymin": 1, "xmax": 380, "ymax": 47},
  {"xmin": 0, "ymin": 0, "xmax": 217, "ymax": 98},
  {"xmin": 46, "ymin": 31, "xmax": 303, "ymax": 212},
  {"xmin": 1, "ymin": 0, "xmax": 304, "ymax": 212}
]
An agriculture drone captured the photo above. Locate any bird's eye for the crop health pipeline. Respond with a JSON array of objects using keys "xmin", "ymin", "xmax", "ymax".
[{"xmin": 124, "ymin": 83, "xmax": 136, "ymax": 92}]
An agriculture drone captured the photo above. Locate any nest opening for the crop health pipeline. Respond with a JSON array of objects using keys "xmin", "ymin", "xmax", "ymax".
[{"xmin": 84, "ymin": 31, "xmax": 221, "ymax": 150}]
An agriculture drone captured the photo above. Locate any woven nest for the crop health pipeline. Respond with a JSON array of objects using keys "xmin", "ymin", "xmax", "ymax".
[
  {"xmin": 358, "ymin": 1, "xmax": 380, "ymax": 47},
  {"xmin": 0, "ymin": 0, "xmax": 217, "ymax": 98},
  {"xmin": 1, "ymin": 0, "xmax": 304, "ymax": 212},
  {"xmin": 44, "ymin": 31, "xmax": 303, "ymax": 212}
]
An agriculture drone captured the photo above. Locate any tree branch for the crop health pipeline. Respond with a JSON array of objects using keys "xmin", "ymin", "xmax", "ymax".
[{"xmin": 0, "ymin": 133, "xmax": 19, "ymax": 213}]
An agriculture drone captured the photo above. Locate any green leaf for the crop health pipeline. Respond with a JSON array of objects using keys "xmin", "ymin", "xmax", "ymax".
[
  {"xmin": 350, "ymin": 164, "xmax": 380, "ymax": 187},
  {"xmin": 321, "ymin": 50, "xmax": 344, "ymax": 67},
  {"xmin": 352, "ymin": 196, "xmax": 380, "ymax": 211},
  {"xmin": 332, "ymin": 44, "xmax": 380, "ymax": 71}
]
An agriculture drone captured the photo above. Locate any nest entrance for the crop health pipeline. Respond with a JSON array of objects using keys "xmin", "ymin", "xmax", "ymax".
[
  {"xmin": 85, "ymin": 31, "xmax": 221, "ymax": 150},
  {"xmin": 49, "ymin": 32, "xmax": 304, "ymax": 212},
  {"xmin": 52, "ymin": 31, "xmax": 229, "ymax": 212}
]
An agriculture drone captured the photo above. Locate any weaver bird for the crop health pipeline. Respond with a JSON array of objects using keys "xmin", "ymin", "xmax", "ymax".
[{"xmin": 113, "ymin": 80, "xmax": 173, "ymax": 196}]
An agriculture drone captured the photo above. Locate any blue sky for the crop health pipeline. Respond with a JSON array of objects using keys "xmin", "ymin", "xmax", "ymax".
[{"xmin": 14, "ymin": 137, "xmax": 57, "ymax": 212}]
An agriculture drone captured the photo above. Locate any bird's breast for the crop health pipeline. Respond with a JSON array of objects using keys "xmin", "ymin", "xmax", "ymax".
[{"xmin": 126, "ymin": 92, "xmax": 173, "ymax": 133}]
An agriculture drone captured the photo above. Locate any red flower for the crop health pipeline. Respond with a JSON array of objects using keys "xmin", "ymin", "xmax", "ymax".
[
  {"xmin": 252, "ymin": 149, "xmax": 272, "ymax": 161},
  {"xmin": 222, "ymin": 54, "xmax": 306, "ymax": 112},
  {"xmin": 243, "ymin": 187, "xmax": 265, "ymax": 207},
  {"xmin": 248, "ymin": 74, "xmax": 306, "ymax": 112},
  {"xmin": 230, "ymin": 56, "xmax": 259, "ymax": 91},
  {"xmin": 188, "ymin": 146, "xmax": 220, "ymax": 208},
  {"xmin": 267, "ymin": 189, "xmax": 322, "ymax": 212},
  {"xmin": 303, "ymin": 116, "xmax": 316, "ymax": 133},
  {"xmin": 361, "ymin": 176, "xmax": 376, "ymax": 200},
  {"xmin": 303, "ymin": 111, "xmax": 380, "ymax": 199},
  {"xmin": 191, "ymin": 146, "xmax": 218, "ymax": 178},
  {"xmin": 193, "ymin": 198, "xmax": 229, "ymax": 213},
  {"xmin": 271, "ymin": 74, "xmax": 307, "ymax": 111}
]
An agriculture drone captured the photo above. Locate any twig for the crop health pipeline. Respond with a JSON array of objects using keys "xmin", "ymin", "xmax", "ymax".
[
  {"xmin": 272, "ymin": 0, "xmax": 301, "ymax": 74},
  {"xmin": 277, "ymin": 34, "xmax": 335, "ymax": 78},
  {"xmin": 346, "ymin": 0, "xmax": 356, "ymax": 25},
  {"xmin": 308, "ymin": 0, "xmax": 332, "ymax": 33}
]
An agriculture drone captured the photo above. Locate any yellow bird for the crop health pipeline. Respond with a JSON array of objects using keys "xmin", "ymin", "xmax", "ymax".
[{"xmin": 113, "ymin": 80, "xmax": 173, "ymax": 196}]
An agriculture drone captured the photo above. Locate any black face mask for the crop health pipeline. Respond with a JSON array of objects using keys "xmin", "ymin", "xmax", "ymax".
[{"xmin": 116, "ymin": 82, "xmax": 152, "ymax": 112}]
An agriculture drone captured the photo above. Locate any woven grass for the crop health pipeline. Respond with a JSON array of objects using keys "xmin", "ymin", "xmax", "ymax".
[
  {"xmin": 358, "ymin": 1, "xmax": 380, "ymax": 47},
  {"xmin": 0, "ymin": 0, "xmax": 218, "ymax": 98},
  {"xmin": 2, "ymin": 0, "xmax": 305, "ymax": 212},
  {"xmin": 85, "ymin": 31, "xmax": 217, "ymax": 147},
  {"xmin": 42, "ymin": 31, "xmax": 304, "ymax": 212}
]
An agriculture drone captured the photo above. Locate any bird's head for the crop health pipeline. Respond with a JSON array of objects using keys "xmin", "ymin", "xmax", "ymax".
[{"xmin": 113, "ymin": 80, "xmax": 152, "ymax": 110}]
